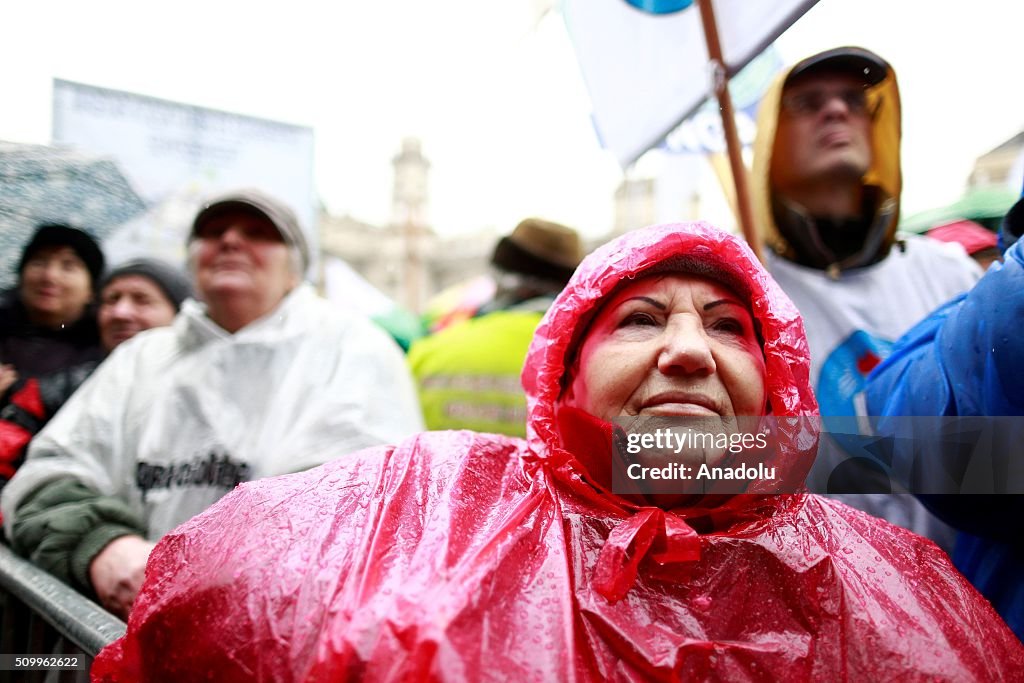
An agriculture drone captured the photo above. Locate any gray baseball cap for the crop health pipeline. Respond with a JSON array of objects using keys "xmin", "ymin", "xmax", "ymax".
[{"xmin": 190, "ymin": 189, "xmax": 310, "ymax": 273}]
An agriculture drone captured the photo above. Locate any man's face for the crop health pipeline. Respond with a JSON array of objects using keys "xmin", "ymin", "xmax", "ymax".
[
  {"xmin": 98, "ymin": 274, "xmax": 178, "ymax": 352},
  {"xmin": 771, "ymin": 72, "xmax": 873, "ymax": 193}
]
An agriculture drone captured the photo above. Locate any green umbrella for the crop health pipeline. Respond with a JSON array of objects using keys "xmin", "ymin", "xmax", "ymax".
[{"xmin": 900, "ymin": 186, "xmax": 1018, "ymax": 233}]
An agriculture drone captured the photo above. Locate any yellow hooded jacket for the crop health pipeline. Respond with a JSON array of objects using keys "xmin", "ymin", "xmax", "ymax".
[
  {"xmin": 751, "ymin": 56, "xmax": 902, "ymax": 272},
  {"xmin": 748, "ymin": 51, "xmax": 983, "ymax": 553}
]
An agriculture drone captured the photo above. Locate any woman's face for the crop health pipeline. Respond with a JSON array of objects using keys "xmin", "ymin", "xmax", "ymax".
[
  {"xmin": 563, "ymin": 274, "xmax": 767, "ymax": 421},
  {"xmin": 190, "ymin": 209, "xmax": 297, "ymax": 330},
  {"xmin": 19, "ymin": 245, "xmax": 93, "ymax": 328}
]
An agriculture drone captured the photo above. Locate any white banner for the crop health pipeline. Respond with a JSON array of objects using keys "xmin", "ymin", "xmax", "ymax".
[
  {"xmin": 562, "ymin": 0, "xmax": 817, "ymax": 167},
  {"xmin": 51, "ymin": 79, "xmax": 316, "ymax": 268}
]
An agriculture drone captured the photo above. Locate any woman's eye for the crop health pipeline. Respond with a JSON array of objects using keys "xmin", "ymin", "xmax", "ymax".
[
  {"xmin": 242, "ymin": 225, "xmax": 279, "ymax": 241},
  {"xmin": 197, "ymin": 225, "xmax": 225, "ymax": 239},
  {"xmin": 711, "ymin": 318, "xmax": 745, "ymax": 335},
  {"xmin": 620, "ymin": 312, "xmax": 658, "ymax": 327}
]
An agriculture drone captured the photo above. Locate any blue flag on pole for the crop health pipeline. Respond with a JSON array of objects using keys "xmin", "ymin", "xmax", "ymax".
[{"xmin": 624, "ymin": 0, "xmax": 694, "ymax": 14}]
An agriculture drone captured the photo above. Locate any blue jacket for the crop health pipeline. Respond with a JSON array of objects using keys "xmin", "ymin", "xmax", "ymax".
[{"xmin": 865, "ymin": 239, "xmax": 1024, "ymax": 640}]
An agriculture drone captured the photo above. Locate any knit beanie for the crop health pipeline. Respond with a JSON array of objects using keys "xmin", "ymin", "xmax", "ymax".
[{"xmin": 101, "ymin": 258, "xmax": 193, "ymax": 311}]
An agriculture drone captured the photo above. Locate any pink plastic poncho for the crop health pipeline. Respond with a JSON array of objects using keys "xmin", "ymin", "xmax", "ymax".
[{"xmin": 94, "ymin": 223, "xmax": 1024, "ymax": 682}]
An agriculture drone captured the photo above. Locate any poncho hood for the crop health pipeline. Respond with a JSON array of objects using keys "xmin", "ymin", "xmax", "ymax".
[
  {"xmin": 522, "ymin": 222, "xmax": 818, "ymax": 515},
  {"xmin": 751, "ymin": 50, "xmax": 903, "ymax": 262}
]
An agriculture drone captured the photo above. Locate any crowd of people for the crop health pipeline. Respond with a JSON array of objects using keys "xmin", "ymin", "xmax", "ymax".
[{"xmin": 0, "ymin": 44, "xmax": 1021, "ymax": 681}]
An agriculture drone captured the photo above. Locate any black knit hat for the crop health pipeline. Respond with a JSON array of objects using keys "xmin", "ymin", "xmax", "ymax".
[
  {"xmin": 18, "ymin": 224, "xmax": 105, "ymax": 285},
  {"xmin": 100, "ymin": 258, "xmax": 193, "ymax": 311}
]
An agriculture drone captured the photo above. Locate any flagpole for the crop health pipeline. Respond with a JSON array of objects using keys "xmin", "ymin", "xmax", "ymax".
[{"xmin": 696, "ymin": 0, "xmax": 762, "ymax": 262}]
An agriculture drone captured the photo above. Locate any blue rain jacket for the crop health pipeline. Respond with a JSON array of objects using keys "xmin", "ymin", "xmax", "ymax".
[{"xmin": 866, "ymin": 239, "xmax": 1024, "ymax": 639}]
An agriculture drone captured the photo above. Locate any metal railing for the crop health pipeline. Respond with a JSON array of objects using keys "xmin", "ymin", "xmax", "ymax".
[{"xmin": 0, "ymin": 543, "xmax": 125, "ymax": 682}]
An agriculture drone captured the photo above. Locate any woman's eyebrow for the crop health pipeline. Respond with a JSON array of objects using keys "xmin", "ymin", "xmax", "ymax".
[
  {"xmin": 703, "ymin": 298, "xmax": 745, "ymax": 311},
  {"xmin": 623, "ymin": 296, "xmax": 666, "ymax": 310}
]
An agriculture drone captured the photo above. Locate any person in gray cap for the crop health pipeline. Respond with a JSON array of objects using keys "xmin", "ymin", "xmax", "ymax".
[
  {"xmin": 749, "ymin": 47, "xmax": 982, "ymax": 551},
  {"xmin": 1, "ymin": 189, "xmax": 424, "ymax": 619}
]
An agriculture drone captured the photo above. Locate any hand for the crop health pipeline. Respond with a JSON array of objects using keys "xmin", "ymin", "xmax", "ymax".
[
  {"xmin": 88, "ymin": 535, "xmax": 156, "ymax": 620},
  {"xmin": 0, "ymin": 364, "xmax": 17, "ymax": 395}
]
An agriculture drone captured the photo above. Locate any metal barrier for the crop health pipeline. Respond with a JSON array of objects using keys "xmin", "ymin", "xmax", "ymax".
[{"xmin": 0, "ymin": 544, "xmax": 125, "ymax": 682}]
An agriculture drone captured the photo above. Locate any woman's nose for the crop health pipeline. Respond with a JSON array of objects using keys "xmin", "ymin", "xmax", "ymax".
[
  {"xmin": 219, "ymin": 225, "xmax": 245, "ymax": 245},
  {"xmin": 39, "ymin": 261, "xmax": 61, "ymax": 280},
  {"xmin": 656, "ymin": 321, "xmax": 716, "ymax": 376}
]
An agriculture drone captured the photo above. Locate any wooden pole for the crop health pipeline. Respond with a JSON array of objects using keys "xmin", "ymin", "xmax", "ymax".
[{"xmin": 696, "ymin": 0, "xmax": 762, "ymax": 262}]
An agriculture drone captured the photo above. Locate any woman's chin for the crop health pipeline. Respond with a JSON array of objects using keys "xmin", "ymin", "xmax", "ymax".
[{"xmin": 202, "ymin": 276, "xmax": 256, "ymax": 297}]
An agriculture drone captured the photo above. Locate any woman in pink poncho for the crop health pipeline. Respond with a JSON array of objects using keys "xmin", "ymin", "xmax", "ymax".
[{"xmin": 94, "ymin": 222, "xmax": 1023, "ymax": 681}]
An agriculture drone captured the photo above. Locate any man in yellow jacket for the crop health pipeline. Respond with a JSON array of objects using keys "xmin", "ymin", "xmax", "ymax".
[
  {"xmin": 409, "ymin": 218, "xmax": 583, "ymax": 437},
  {"xmin": 750, "ymin": 47, "xmax": 981, "ymax": 549}
]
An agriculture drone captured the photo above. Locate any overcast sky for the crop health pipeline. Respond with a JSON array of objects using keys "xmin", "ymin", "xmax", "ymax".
[{"xmin": 1, "ymin": 0, "xmax": 1021, "ymax": 238}]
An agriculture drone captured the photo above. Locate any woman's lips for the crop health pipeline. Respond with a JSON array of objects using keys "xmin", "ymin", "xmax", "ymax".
[
  {"xmin": 640, "ymin": 403, "xmax": 718, "ymax": 417},
  {"xmin": 213, "ymin": 260, "xmax": 249, "ymax": 270},
  {"xmin": 639, "ymin": 393, "xmax": 721, "ymax": 416}
]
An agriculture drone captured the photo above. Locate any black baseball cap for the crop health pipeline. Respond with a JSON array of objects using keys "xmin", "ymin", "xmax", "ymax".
[{"xmin": 786, "ymin": 46, "xmax": 890, "ymax": 87}]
